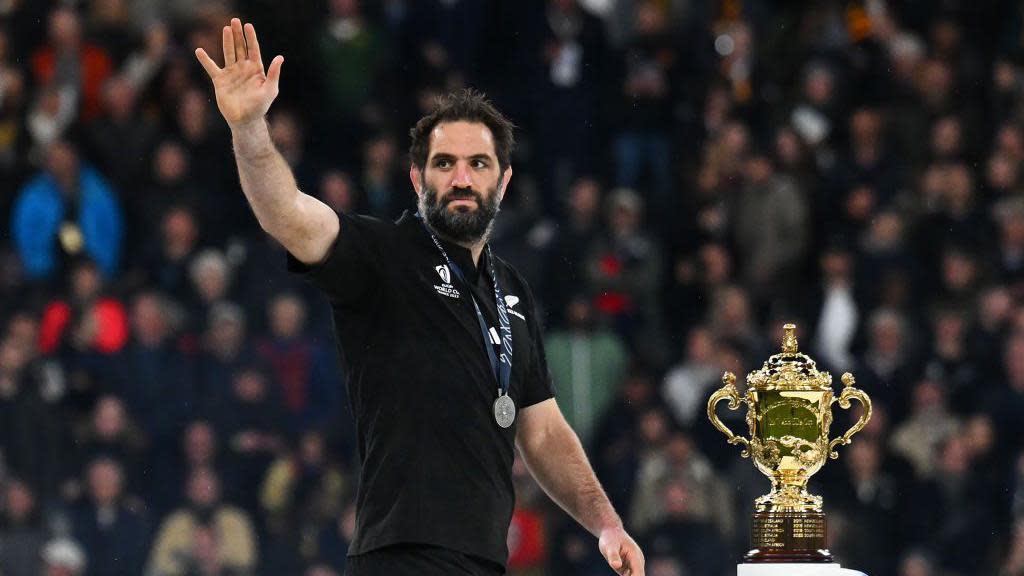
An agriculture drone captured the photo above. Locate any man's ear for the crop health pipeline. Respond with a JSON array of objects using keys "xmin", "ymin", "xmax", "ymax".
[
  {"xmin": 499, "ymin": 166, "xmax": 513, "ymax": 200},
  {"xmin": 409, "ymin": 166, "xmax": 423, "ymax": 195}
]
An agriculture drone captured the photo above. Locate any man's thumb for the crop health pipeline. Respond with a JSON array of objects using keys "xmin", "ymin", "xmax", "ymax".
[
  {"xmin": 607, "ymin": 547, "xmax": 623, "ymax": 568},
  {"xmin": 266, "ymin": 55, "xmax": 284, "ymax": 87}
]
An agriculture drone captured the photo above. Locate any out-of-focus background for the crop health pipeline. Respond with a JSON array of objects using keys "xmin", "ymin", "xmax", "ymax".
[{"xmin": 0, "ymin": 0, "xmax": 1023, "ymax": 575}]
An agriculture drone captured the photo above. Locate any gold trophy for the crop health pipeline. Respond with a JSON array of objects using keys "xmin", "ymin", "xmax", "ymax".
[{"xmin": 708, "ymin": 324, "xmax": 872, "ymax": 563}]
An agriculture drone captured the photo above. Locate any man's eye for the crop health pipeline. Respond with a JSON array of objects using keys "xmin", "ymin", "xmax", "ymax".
[
  {"xmin": 436, "ymin": 159, "xmax": 452, "ymax": 168},
  {"xmin": 472, "ymin": 160, "xmax": 488, "ymax": 169}
]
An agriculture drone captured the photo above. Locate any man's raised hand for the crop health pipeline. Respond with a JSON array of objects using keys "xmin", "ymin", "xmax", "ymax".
[{"xmin": 194, "ymin": 18, "xmax": 283, "ymax": 128}]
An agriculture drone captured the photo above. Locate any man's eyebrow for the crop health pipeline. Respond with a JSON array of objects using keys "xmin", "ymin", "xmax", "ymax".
[{"xmin": 429, "ymin": 153, "xmax": 495, "ymax": 162}]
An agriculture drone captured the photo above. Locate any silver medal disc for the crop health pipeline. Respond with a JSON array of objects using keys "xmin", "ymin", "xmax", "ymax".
[{"xmin": 494, "ymin": 394, "xmax": 516, "ymax": 428}]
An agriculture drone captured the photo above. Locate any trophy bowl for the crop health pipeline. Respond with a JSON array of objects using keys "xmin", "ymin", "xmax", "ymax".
[{"xmin": 708, "ymin": 324, "xmax": 872, "ymax": 563}]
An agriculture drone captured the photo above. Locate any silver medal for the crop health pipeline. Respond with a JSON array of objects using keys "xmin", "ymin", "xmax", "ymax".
[{"xmin": 494, "ymin": 394, "xmax": 516, "ymax": 428}]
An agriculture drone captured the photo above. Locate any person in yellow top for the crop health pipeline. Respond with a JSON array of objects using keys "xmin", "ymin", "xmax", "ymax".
[{"xmin": 146, "ymin": 467, "xmax": 256, "ymax": 576}]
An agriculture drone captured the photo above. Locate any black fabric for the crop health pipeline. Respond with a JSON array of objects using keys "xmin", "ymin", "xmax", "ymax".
[
  {"xmin": 344, "ymin": 543, "xmax": 505, "ymax": 576},
  {"xmin": 287, "ymin": 209, "xmax": 555, "ymax": 567}
]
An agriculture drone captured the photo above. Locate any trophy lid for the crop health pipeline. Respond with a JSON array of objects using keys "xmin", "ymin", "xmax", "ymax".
[{"xmin": 747, "ymin": 324, "xmax": 833, "ymax": 391}]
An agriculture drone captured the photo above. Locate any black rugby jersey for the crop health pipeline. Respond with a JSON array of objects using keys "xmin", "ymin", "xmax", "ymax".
[{"xmin": 286, "ymin": 209, "xmax": 555, "ymax": 567}]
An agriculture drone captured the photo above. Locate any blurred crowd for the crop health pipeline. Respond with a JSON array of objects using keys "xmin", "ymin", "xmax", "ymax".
[{"xmin": 1, "ymin": 0, "xmax": 1024, "ymax": 575}]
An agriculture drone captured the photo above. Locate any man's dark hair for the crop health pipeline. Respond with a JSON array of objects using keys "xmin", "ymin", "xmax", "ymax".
[{"xmin": 409, "ymin": 88, "xmax": 516, "ymax": 172}]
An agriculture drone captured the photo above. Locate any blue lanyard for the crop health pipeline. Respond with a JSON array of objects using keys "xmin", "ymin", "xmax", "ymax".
[{"xmin": 417, "ymin": 215, "xmax": 513, "ymax": 397}]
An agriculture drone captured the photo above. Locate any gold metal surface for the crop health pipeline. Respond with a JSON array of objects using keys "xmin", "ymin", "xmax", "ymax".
[{"xmin": 707, "ymin": 323, "xmax": 873, "ymax": 513}]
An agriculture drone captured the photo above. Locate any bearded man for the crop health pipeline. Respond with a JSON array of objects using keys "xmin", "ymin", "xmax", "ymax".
[{"xmin": 195, "ymin": 18, "xmax": 645, "ymax": 576}]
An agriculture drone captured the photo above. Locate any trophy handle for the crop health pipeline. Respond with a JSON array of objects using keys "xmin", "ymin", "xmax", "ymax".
[
  {"xmin": 828, "ymin": 373, "xmax": 873, "ymax": 459},
  {"xmin": 707, "ymin": 372, "xmax": 751, "ymax": 458}
]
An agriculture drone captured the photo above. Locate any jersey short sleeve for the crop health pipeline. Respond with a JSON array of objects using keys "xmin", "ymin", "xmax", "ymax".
[
  {"xmin": 285, "ymin": 211, "xmax": 389, "ymax": 308},
  {"xmin": 519, "ymin": 278, "xmax": 556, "ymax": 408}
]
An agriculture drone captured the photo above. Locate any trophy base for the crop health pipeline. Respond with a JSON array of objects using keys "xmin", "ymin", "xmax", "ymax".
[
  {"xmin": 746, "ymin": 511, "xmax": 831, "ymax": 563},
  {"xmin": 744, "ymin": 549, "xmax": 834, "ymax": 563},
  {"xmin": 738, "ymin": 563, "xmax": 867, "ymax": 575}
]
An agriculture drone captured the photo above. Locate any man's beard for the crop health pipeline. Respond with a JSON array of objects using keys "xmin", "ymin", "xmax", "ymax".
[{"xmin": 418, "ymin": 181, "xmax": 500, "ymax": 244}]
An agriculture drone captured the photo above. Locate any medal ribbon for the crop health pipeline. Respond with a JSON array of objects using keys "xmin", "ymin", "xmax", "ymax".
[{"xmin": 417, "ymin": 214, "xmax": 513, "ymax": 397}]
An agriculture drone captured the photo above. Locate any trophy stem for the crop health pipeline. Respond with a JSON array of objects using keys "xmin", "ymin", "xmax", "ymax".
[{"xmin": 756, "ymin": 479, "xmax": 822, "ymax": 513}]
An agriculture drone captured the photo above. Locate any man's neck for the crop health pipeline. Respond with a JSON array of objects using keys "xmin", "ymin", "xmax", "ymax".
[
  {"xmin": 454, "ymin": 238, "xmax": 486, "ymax": 267},
  {"xmin": 426, "ymin": 220, "xmax": 488, "ymax": 267}
]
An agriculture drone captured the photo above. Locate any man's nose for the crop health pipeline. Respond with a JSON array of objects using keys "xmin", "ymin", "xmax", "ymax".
[{"xmin": 451, "ymin": 161, "xmax": 473, "ymax": 188}]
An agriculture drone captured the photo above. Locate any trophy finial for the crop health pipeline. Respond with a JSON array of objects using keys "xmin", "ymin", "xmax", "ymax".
[{"xmin": 782, "ymin": 323, "xmax": 798, "ymax": 353}]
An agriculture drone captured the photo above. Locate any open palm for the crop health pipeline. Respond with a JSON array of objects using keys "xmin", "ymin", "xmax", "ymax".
[{"xmin": 195, "ymin": 18, "xmax": 283, "ymax": 127}]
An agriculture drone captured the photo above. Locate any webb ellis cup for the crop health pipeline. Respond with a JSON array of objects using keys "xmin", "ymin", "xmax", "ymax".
[{"xmin": 708, "ymin": 324, "xmax": 872, "ymax": 563}]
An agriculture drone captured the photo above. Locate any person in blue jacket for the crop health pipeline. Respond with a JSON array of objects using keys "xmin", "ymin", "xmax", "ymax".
[{"xmin": 11, "ymin": 138, "xmax": 124, "ymax": 281}]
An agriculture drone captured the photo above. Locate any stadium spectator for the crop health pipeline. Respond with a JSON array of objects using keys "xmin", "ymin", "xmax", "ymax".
[
  {"xmin": 639, "ymin": 477, "xmax": 728, "ymax": 576},
  {"xmin": 544, "ymin": 296, "xmax": 628, "ymax": 445},
  {"xmin": 256, "ymin": 293, "xmax": 339, "ymax": 432},
  {"xmin": 11, "ymin": 139, "xmax": 123, "ymax": 282},
  {"xmin": 215, "ymin": 367, "xmax": 286, "ymax": 516},
  {"xmin": 30, "ymin": 8, "xmax": 113, "ymax": 123},
  {"xmin": 38, "ymin": 258, "xmax": 128, "ymax": 356},
  {"xmin": 147, "ymin": 466, "xmax": 257, "ymax": 576},
  {"xmin": 70, "ymin": 457, "xmax": 150, "ymax": 576},
  {"xmin": 260, "ymin": 430, "xmax": 346, "ymax": 571},
  {"xmin": 0, "ymin": 478, "xmax": 49, "ymax": 576}
]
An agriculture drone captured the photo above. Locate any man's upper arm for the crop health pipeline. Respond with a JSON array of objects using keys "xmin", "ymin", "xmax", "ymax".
[
  {"xmin": 282, "ymin": 192, "xmax": 340, "ymax": 266},
  {"xmin": 515, "ymin": 397, "xmax": 561, "ymax": 453},
  {"xmin": 284, "ymin": 199, "xmax": 389, "ymax": 308}
]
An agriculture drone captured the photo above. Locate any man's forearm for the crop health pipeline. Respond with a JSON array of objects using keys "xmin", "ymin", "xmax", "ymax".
[
  {"xmin": 519, "ymin": 421, "xmax": 622, "ymax": 535},
  {"xmin": 230, "ymin": 118, "xmax": 300, "ymax": 236},
  {"xmin": 230, "ymin": 118, "xmax": 339, "ymax": 264}
]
